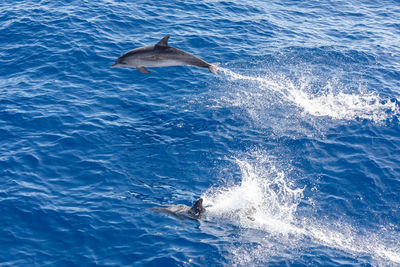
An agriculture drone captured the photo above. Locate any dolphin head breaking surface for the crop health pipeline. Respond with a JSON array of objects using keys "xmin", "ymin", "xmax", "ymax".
[
  {"xmin": 111, "ymin": 36, "xmax": 219, "ymax": 74},
  {"xmin": 152, "ymin": 198, "xmax": 206, "ymax": 221}
]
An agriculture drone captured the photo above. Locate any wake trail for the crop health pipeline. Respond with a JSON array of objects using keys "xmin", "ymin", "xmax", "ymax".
[
  {"xmin": 202, "ymin": 154, "xmax": 400, "ymax": 265},
  {"xmin": 218, "ymin": 67, "xmax": 400, "ymax": 123}
]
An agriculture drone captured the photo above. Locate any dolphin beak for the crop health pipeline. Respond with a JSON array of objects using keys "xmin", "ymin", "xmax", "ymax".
[{"xmin": 110, "ymin": 63, "xmax": 118, "ymax": 68}]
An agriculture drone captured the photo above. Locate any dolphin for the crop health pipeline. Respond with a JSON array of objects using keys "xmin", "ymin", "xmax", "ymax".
[
  {"xmin": 111, "ymin": 36, "xmax": 219, "ymax": 74},
  {"xmin": 152, "ymin": 198, "xmax": 206, "ymax": 220}
]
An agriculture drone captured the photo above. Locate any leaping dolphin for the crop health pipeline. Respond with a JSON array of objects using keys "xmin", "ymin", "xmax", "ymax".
[
  {"xmin": 152, "ymin": 198, "xmax": 206, "ymax": 220},
  {"xmin": 111, "ymin": 36, "xmax": 219, "ymax": 74}
]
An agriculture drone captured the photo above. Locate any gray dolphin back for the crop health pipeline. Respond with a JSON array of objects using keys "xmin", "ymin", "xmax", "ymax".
[
  {"xmin": 152, "ymin": 198, "xmax": 206, "ymax": 220},
  {"xmin": 111, "ymin": 36, "xmax": 219, "ymax": 74}
]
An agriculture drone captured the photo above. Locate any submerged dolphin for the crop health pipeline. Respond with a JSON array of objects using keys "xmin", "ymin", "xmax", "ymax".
[
  {"xmin": 111, "ymin": 36, "xmax": 219, "ymax": 74},
  {"xmin": 152, "ymin": 198, "xmax": 206, "ymax": 220}
]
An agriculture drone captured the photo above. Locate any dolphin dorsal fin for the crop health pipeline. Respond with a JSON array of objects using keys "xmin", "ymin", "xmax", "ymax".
[
  {"xmin": 192, "ymin": 198, "xmax": 203, "ymax": 210},
  {"xmin": 155, "ymin": 35, "xmax": 170, "ymax": 48},
  {"xmin": 188, "ymin": 198, "xmax": 205, "ymax": 216}
]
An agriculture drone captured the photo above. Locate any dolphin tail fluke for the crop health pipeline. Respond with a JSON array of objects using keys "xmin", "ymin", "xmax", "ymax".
[{"xmin": 208, "ymin": 63, "xmax": 220, "ymax": 75}]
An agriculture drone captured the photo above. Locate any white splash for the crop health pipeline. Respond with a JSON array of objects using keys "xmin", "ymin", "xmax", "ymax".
[
  {"xmin": 202, "ymin": 152, "xmax": 400, "ymax": 265},
  {"xmin": 203, "ymin": 156, "xmax": 303, "ymax": 228},
  {"xmin": 219, "ymin": 67, "xmax": 400, "ymax": 123}
]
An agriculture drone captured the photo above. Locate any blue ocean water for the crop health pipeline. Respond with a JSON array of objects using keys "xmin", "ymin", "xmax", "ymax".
[{"xmin": 1, "ymin": 0, "xmax": 400, "ymax": 265}]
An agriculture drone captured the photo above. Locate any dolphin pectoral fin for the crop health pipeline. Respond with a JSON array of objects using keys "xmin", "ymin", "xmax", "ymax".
[
  {"xmin": 208, "ymin": 63, "xmax": 220, "ymax": 75},
  {"xmin": 136, "ymin": 67, "xmax": 151, "ymax": 74},
  {"xmin": 155, "ymin": 35, "xmax": 170, "ymax": 48}
]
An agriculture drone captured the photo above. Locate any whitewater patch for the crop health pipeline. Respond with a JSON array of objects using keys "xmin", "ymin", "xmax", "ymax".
[
  {"xmin": 218, "ymin": 67, "xmax": 400, "ymax": 123},
  {"xmin": 201, "ymin": 152, "xmax": 400, "ymax": 265}
]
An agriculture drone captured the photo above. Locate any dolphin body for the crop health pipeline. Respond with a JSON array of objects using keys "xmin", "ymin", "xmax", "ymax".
[
  {"xmin": 111, "ymin": 36, "xmax": 219, "ymax": 74},
  {"xmin": 152, "ymin": 198, "xmax": 206, "ymax": 220}
]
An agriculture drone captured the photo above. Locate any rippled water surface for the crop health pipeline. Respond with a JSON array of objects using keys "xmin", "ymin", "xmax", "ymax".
[{"xmin": 1, "ymin": 0, "xmax": 400, "ymax": 266}]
